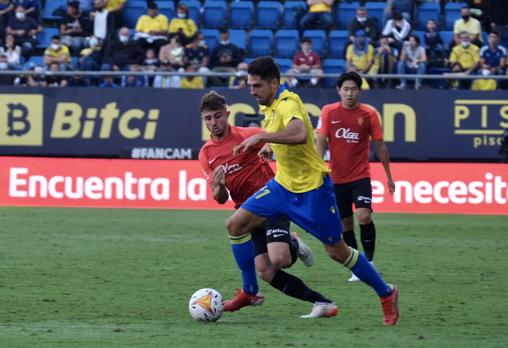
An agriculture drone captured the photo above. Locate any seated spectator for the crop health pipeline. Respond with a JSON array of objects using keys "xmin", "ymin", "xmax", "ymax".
[
  {"xmin": 396, "ymin": 35, "xmax": 427, "ymax": 90},
  {"xmin": 99, "ymin": 75, "xmax": 118, "ymax": 88},
  {"xmin": 383, "ymin": 0, "xmax": 414, "ymax": 23},
  {"xmin": 423, "ymin": 19, "xmax": 446, "ymax": 67},
  {"xmin": 106, "ymin": 0, "xmax": 125, "ymax": 29},
  {"xmin": 13, "ymin": 0, "xmax": 40, "ymax": 19},
  {"xmin": 67, "ymin": 74, "xmax": 89, "ymax": 86},
  {"xmin": 153, "ymin": 61, "xmax": 180, "ymax": 88},
  {"xmin": 79, "ymin": 35, "xmax": 103, "ymax": 71},
  {"xmin": 0, "ymin": 34, "xmax": 22, "ymax": 69},
  {"xmin": 287, "ymin": 37, "xmax": 323, "ymax": 87},
  {"xmin": 346, "ymin": 30, "xmax": 375, "ymax": 75},
  {"xmin": 348, "ymin": 7, "xmax": 380, "ymax": 46},
  {"xmin": 299, "ymin": 0, "xmax": 334, "ymax": 31},
  {"xmin": 134, "ymin": 1, "xmax": 169, "ymax": 53},
  {"xmin": 142, "ymin": 48, "xmax": 159, "ymax": 71},
  {"xmin": 159, "ymin": 34, "xmax": 184, "ymax": 70},
  {"xmin": 0, "ymin": 53, "xmax": 15, "ymax": 85},
  {"xmin": 44, "ymin": 35, "xmax": 72, "ymax": 70},
  {"xmin": 169, "ymin": 3, "xmax": 197, "ymax": 46},
  {"xmin": 59, "ymin": 1, "xmax": 87, "ymax": 56},
  {"xmin": 209, "ymin": 28, "xmax": 244, "ymax": 86},
  {"xmin": 0, "ymin": 1, "xmax": 15, "ymax": 43},
  {"xmin": 6, "ymin": 5, "xmax": 41, "ymax": 60},
  {"xmin": 184, "ymin": 35, "xmax": 210, "ymax": 84},
  {"xmin": 453, "ymin": 6, "xmax": 482, "ymax": 47},
  {"xmin": 229, "ymin": 62, "xmax": 248, "ymax": 89},
  {"xmin": 87, "ymin": 0, "xmax": 115, "ymax": 43},
  {"xmin": 180, "ymin": 64, "xmax": 204, "ymax": 89},
  {"xmin": 122, "ymin": 64, "xmax": 147, "ymax": 87},
  {"xmin": 382, "ymin": 12, "xmax": 411, "ymax": 50},
  {"xmin": 448, "ymin": 31, "xmax": 480, "ymax": 89},
  {"xmin": 371, "ymin": 35, "xmax": 398, "ymax": 88},
  {"xmin": 45, "ymin": 62, "xmax": 68, "ymax": 87},
  {"xmin": 103, "ymin": 27, "xmax": 144, "ymax": 71},
  {"xmin": 480, "ymin": 31, "xmax": 506, "ymax": 76}
]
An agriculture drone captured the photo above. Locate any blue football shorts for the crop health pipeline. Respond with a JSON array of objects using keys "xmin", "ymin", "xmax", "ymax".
[{"xmin": 241, "ymin": 176, "xmax": 343, "ymax": 245}]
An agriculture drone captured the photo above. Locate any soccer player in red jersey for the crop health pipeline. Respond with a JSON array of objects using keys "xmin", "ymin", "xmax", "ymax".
[
  {"xmin": 316, "ymin": 71, "xmax": 395, "ymax": 282},
  {"xmin": 199, "ymin": 91, "xmax": 338, "ymax": 318}
]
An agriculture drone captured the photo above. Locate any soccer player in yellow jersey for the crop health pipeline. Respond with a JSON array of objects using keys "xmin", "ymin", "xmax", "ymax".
[{"xmin": 230, "ymin": 56, "xmax": 399, "ymax": 325}]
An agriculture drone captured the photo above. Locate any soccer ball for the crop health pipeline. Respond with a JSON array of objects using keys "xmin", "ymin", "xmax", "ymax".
[{"xmin": 188, "ymin": 288, "xmax": 224, "ymax": 322}]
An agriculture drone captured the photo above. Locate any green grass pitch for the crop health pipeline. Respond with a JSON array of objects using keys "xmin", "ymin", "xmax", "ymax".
[{"xmin": 0, "ymin": 207, "xmax": 507, "ymax": 347}]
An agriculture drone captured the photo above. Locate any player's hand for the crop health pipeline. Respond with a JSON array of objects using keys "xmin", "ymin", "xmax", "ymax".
[
  {"xmin": 233, "ymin": 134, "xmax": 263, "ymax": 155},
  {"xmin": 212, "ymin": 166, "xmax": 226, "ymax": 186},
  {"xmin": 387, "ymin": 178, "xmax": 395, "ymax": 193},
  {"xmin": 258, "ymin": 143, "xmax": 273, "ymax": 160}
]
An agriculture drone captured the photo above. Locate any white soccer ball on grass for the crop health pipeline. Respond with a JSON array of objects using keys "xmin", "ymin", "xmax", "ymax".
[{"xmin": 188, "ymin": 288, "xmax": 224, "ymax": 322}]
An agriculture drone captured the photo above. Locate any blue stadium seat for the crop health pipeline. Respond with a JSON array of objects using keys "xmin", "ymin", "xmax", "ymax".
[
  {"xmin": 412, "ymin": 30, "xmax": 424, "ymax": 43},
  {"xmin": 203, "ymin": 0, "xmax": 228, "ymax": 29},
  {"xmin": 440, "ymin": 30, "xmax": 454, "ymax": 49},
  {"xmin": 202, "ymin": 29, "xmax": 220, "ymax": 53},
  {"xmin": 364, "ymin": 2, "xmax": 384, "ymax": 29},
  {"xmin": 230, "ymin": 2, "xmax": 254, "ymax": 29},
  {"xmin": 328, "ymin": 30, "xmax": 349, "ymax": 59},
  {"xmin": 444, "ymin": 2, "xmax": 466, "ymax": 30},
  {"xmin": 256, "ymin": 1, "xmax": 282, "ymax": 30},
  {"xmin": 249, "ymin": 29, "xmax": 273, "ymax": 57},
  {"xmin": 275, "ymin": 29, "xmax": 299, "ymax": 58},
  {"xmin": 158, "ymin": 1, "xmax": 175, "ymax": 21},
  {"xmin": 37, "ymin": 27, "xmax": 60, "ymax": 49},
  {"xmin": 302, "ymin": 30, "xmax": 326, "ymax": 57},
  {"xmin": 416, "ymin": 2, "xmax": 440, "ymax": 30},
  {"xmin": 180, "ymin": 0, "xmax": 201, "ymax": 24},
  {"xmin": 229, "ymin": 29, "xmax": 247, "ymax": 51},
  {"xmin": 274, "ymin": 58, "xmax": 293, "ymax": 73},
  {"xmin": 336, "ymin": 2, "xmax": 360, "ymax": 29},
  {"xmin": 322, "ymin": 59, "xmax": 346, "ymax": 88},
  {"xmin": 282, "ymin": 1, "xmax": 307, "ymax": 29},
  {"xmin": 27, "ymin": 56, "xmax": 44, "ymax": 67},
  {"xmin": 43, "ymin": 0, "xmax": 66, "ymax": 21},
  {"xmin": 124, "ymin": 1, "xmax": 147, "ymax": 28}
]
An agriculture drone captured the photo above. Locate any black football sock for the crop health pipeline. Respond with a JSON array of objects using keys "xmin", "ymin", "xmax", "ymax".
[
  {"xmin": 360, "ymin": 221, "xmax": 376, "ymax": 261},
  {"xmin": 342, "ymin": 229, "xmax": 358, "ymax": 250},
  {"xmin": 269, "ymin": 270, "xmax": 332, "ymax": 303}
]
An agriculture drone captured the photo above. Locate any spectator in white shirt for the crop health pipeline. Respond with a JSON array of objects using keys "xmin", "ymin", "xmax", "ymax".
[{"xmin": 382, "ymin": 12, "xmax": 411, "ymax": 50}]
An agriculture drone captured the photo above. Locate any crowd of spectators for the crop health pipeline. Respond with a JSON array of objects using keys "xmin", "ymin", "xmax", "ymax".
[{"xmin": 0, "ymin": 0, "xmax": 506, "ymax": 89}]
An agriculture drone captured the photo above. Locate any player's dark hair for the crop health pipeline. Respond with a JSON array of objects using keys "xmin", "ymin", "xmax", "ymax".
[
  {"xmin": 247, "ymin": 56, "xmax": 280, "ymax": 83},
  {"xmin": 336, "ymin": 71, "xmax": 362, "ymax": 89},
  {"xmin": 200, "ymin": 90, "xmax": 226, "ymax": 113}
]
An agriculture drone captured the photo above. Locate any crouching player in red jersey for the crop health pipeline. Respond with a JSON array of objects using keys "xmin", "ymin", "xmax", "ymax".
[
  {"xmin": 316, "ymin": 71, "xmax": 395, "ymax": 282},
  {"xmin": 198, "ymin": 91, "xmax": 338, "ymax": 318}
]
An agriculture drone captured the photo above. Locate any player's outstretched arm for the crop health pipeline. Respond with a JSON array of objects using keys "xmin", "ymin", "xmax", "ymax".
[{"xmin": 374, "ymin": 140, "xmax": 395, "ymax": 193}]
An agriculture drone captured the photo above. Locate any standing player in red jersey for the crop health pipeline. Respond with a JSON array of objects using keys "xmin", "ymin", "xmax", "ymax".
[
  {"xmin": 316, "ymin": 71, "xmax": 395, "ymax": 282},
  {"xmin": 199, "ymin": 91, "xmax": 338, "ymax": 318}
]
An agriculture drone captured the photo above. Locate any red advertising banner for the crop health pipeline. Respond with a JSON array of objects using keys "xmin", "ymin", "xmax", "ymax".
[{"xmin": 0, "ymin": 157, "xmax": 506, "ymax": 215}]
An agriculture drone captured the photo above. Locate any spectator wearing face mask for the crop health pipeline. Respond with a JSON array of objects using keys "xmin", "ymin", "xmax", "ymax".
[
  {"xmin": 103, "ymin": 27, "xmax": 145, "ymax": 71},
  {"xmin": 208, "ymin": 28, "xmax": 244, "ymax": 86},
  {"xmin": 453, "ymin": 6, "xmax": 482, "ymax": 47},
  {"xmin": 169, "ymin": 4, "xmax": 197, "ymax": 46},
  {"xmin": 6, "ymin": 5, "xmax": 41, "ymax": 60},
  {"xmin": 44, "ymin": 35, "xmax": 72, "ymax": 71},
  {"xmin": 79, "ymin": 36, "xmax": 103, "ymax": 71},
  {"xmin": 134, "ymin": 1, "xmax": 169, "ymax": 54},
  {"xmin": 449, "ymin": 31, "xmax": 480, "ymax": 89},
  {"xmin": 348, "ymin": 7, "xmax": 379, "ymax": 46}
]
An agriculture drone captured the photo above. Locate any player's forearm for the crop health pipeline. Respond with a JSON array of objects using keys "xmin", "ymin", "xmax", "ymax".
[
  {"xmin": 376, "ymin": 142, "xmax": 393, "ymax": 180},
  {"xmin": 259, "ymin": 119, "xmax": 307, "ymax": 145},
  {"xmin": 212, "ymin": 183, "xmax": 229, "ymax": 204},
  {"xmin": 315, "ymin": 134, "xmax": 327, "ymax": 158}
]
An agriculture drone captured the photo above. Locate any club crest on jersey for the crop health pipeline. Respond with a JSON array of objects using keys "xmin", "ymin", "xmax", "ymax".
[
  {"xmin": 335, "ymin": 128, "xmax": 360, "ymax": 143},
  {"xmin": 357, "ymin": 117, "xmax": 364, "ymax": 126}
]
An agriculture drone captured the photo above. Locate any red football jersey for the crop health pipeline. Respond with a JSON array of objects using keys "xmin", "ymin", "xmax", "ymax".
[
  {"xmin": 199, "ymin": 126, "xmax": 274, "ymax": 208},
  {"xmin": 317, "ymin": 102, "xmax": 383, "ymax": 184}
]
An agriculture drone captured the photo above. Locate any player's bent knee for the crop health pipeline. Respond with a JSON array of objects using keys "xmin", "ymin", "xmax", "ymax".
[
  {"xmin": 357, "ymin": 213, "xmax": 372, "ymax": 225},
  {"xmin": 269, "ymin": 253, "xmax": 292, "ymax": 269}
]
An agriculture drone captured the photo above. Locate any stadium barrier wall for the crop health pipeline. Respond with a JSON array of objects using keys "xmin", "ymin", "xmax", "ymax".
[
  {"xmin": 0, "ymin": 88, "xmax": 507, "ymax": 161},
  {"xmin": 0, "ymin": 157, "xmax": 506, "ymax": 215}
]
